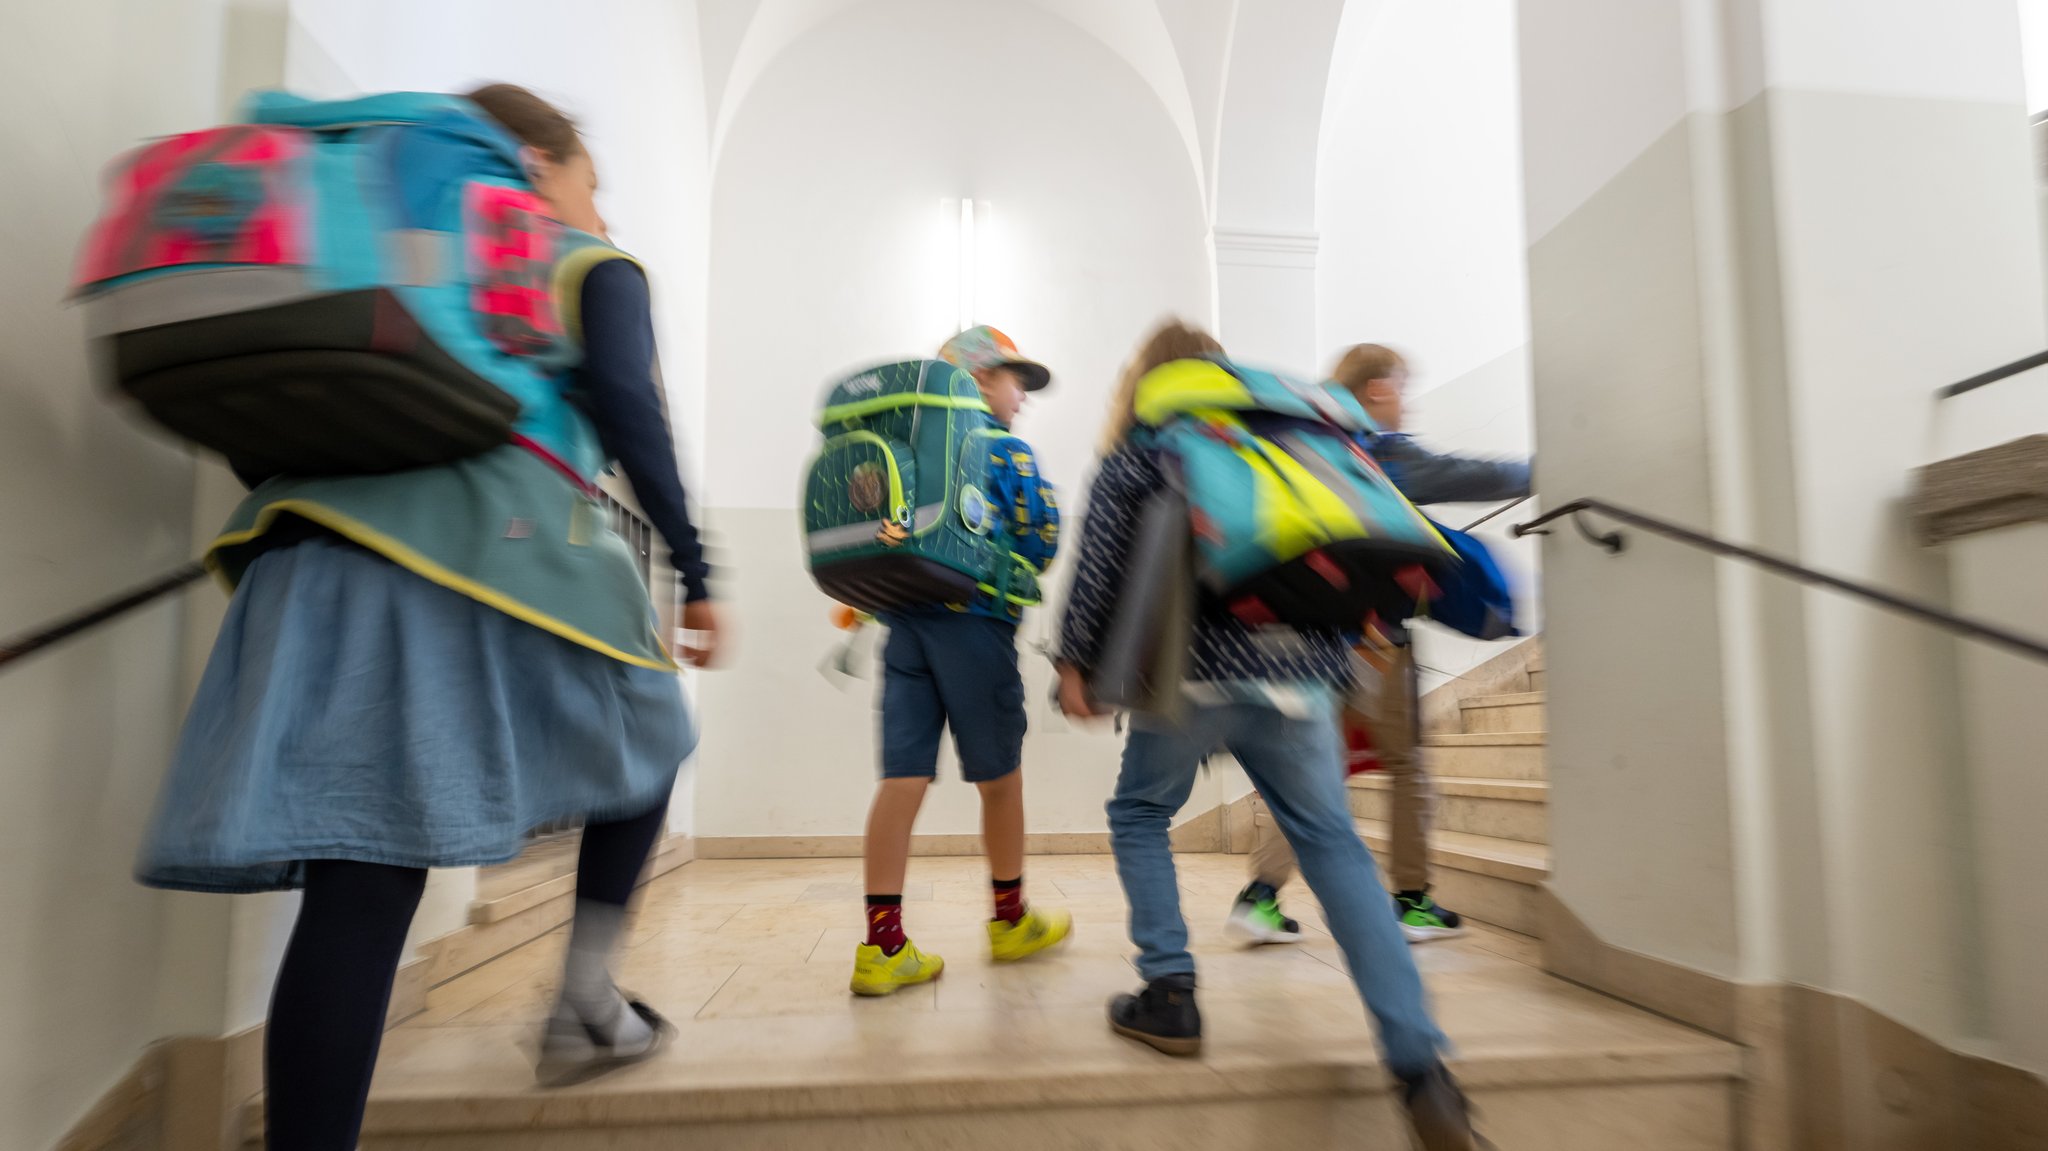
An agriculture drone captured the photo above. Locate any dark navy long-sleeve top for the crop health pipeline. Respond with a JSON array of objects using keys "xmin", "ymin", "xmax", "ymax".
[{"xmin": 576, "ymin": 258, "xmax": 712, "ymax": 603}]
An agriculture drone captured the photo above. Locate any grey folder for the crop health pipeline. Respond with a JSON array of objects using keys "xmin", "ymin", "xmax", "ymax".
[{"xmin": 1088, "ymin": 488, "xmax": 1194, "ymax": 718}]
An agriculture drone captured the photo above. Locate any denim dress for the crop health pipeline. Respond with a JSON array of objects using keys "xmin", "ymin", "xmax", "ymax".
[{"xmin": 138, "ymin": 536, "xmax": 694, "ymax": 893}]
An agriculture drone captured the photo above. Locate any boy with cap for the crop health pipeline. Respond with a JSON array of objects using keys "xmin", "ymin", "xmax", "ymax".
[{"xmin": 851, "ymin": 326, "xmax": 1073, "ymax": 996}]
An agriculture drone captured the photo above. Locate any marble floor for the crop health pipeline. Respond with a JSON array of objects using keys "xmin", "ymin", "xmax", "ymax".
[{"xmin": 362, "ymin": 853, "xmax": 1738, "ymax": 1140}]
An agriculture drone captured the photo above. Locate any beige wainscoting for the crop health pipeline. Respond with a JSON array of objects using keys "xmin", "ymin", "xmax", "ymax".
[{"xmin": 1539, "ymin": 888, "xmax": 2048, "ymax": 1151}]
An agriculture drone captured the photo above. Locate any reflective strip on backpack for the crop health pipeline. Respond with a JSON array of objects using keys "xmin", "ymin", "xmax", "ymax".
[
  {"xmin": 807, "ymin": 503, "xmax": 946, "ymax": 553},
  {"xmin": 84, "ymin": 266, "xmax": 314, "ymax": 338}
]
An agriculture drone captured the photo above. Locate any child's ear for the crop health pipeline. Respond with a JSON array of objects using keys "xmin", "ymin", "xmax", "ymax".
[
  {"xmin": 1364, "ymin": 378, "xmax": 1399, "ymax": 404},
  {"xmin": 517, "ymin": 145, "xmax": 548, "ymax": 185}
]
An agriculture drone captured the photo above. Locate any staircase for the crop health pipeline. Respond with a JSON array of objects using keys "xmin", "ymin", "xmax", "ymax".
[{"xmin": 1349, "ymin": 651, "xmax": 1552, "ymax": 937}]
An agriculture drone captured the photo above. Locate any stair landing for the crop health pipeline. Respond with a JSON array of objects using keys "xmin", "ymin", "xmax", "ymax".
[{"xmin": 264, "ymin": 853, "xmax": 1741, "ymax": 1149}]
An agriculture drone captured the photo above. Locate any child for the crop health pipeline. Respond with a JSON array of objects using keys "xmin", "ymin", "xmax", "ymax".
[
  {"xmin": 136, "ymin": 85, "xmax": 720, "ymax": 1144},
  {"xmin": 850, "ymin": 326, "xmax": 1072, "ymax": 996},
  {"xmin": 1057, "ymin": 321, "xmax": 1483, "ymax": 1150},
  {"xmin": 1229, "ymin": 342, "xmax": 1533, "ymax": 946}
]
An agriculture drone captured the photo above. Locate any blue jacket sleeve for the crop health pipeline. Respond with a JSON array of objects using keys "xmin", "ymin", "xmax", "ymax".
[
  {"xmin": 1368, "ymin": 433, "xmax": 1533, "ymax": 506},
  {"xmin": 988, "ymin": 434, "xmax": 1060, "ymax": 573},
  {"xmin": 577, "ymin": 258, "xmax": 713, "ymax": 602},
  {"xmin": 1056, "ymin": 446, "xmax": 1156, "ymax": 671}
]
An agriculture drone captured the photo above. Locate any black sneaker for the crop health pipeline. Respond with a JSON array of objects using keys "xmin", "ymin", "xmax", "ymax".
[
  {"xmin": 1400, "ymin": 1063, "xmax": 1492, "ymax": 1150},
  {"xmin": 1108, "ymin": 972, "xmax": 1202, "ymax": 1057},
  {"xmin": 1395, "ymin": 889, "xmax": 1467, "ymax": 943}
]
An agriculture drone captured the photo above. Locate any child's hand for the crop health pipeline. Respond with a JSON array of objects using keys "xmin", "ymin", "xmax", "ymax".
[
  {"xmin": 680, "ymin": 600, "xmax": 725, "ymax": 668},
  {"xmin": 1056, "ymin": 663, "xmax": 1101, "ymax": 720}
]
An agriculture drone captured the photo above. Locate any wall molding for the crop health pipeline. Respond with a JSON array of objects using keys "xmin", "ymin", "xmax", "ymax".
[
  {"xmin": 55, "ymin": 835, "xmax": 697, "ymax": 1150},
  {"xmin": 1911, "ymin": 434, "xmax": 2048, "ymax": 545},
  {"xmin": 53, "ymin": 1049, "xmax": 160, "ymax": 1151},
  {"xmin": 1538, "ymin": 887, "xmax": 2048, "ymax": 1150},
  {"xmin": 1210, "ymin": 226, "xmax": 1319, "ymax": 269}
]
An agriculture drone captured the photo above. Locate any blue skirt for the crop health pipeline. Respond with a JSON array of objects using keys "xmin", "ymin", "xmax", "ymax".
[{"xmin": 138, "ymin": 537, "xmax": 696, "ymax": 893}]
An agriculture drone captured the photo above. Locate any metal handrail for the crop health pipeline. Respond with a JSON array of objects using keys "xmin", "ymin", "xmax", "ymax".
[
  {"xmin": 1513, "ymin": 498, "xmax": 2048, "ymax": 665},
  {"xmin": 0, "ymin": 561, "xmax": 209, "ymax": 672},
  {"xmin": 1938, "ymin": 349, "xmax": 2048, "ymax": 400},
  {"xmin": 1461, "ymin": 495, "xmax": 1532, "ymax": 532},
  {"xmin": 0, "ymin": 498, "xmax": 672, "ymax": 676}
]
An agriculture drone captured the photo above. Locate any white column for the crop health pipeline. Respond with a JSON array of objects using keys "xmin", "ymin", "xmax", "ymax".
[{"xmin": 1522, "ymin": 0, "xmax": 2048, "ymax": 1136}]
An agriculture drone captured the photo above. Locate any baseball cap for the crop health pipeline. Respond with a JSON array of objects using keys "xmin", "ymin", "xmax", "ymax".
[{"xmin": 937, "ymin": 325, "xmax": 1052, "ymax": 392}]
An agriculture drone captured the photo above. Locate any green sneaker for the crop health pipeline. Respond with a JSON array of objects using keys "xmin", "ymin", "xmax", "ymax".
[
  {"xmin": 1395, "ymin": 890, "xmax": 1467, "ymax": 943},
  {"xmin": 1225, "ymin": 882, "xmax": 1303, "ymax": 946}
]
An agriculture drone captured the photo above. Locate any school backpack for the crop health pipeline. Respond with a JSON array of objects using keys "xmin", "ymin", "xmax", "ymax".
[
  {"xmin": 802, "ymin": 359, "xmax": 1049, "ymax": 615},
  {"xmin": 1405, "ymin": 520, "xmax": 1519, "ymax": 640},
  {"xmin": 1133, "ymin": 357, "xmax": 1456, "ymax": 629},
  {"xmin": 72, "ymin": 90, "xmax": 614, "ymax": 482}
]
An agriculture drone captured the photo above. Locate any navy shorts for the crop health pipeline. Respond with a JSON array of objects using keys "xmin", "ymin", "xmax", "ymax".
[{"xmin": 878, "ymin": 612, "xmax": 1026, "ymax": 783}]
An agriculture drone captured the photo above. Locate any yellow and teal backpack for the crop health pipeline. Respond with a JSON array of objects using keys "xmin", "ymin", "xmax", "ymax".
[{"xmin": 1134, "ymin": 357, "xmax": 1456, "ymax": 628}]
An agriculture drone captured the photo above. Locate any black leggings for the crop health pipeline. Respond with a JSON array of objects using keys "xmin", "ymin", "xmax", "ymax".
[{"xmin": 265, "ymin": 802, "xmax": 670, "ymax": 1151}]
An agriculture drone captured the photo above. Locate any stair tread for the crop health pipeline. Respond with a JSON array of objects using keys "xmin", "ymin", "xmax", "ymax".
[
  {"xmin": 1426, "ymin": 732, "xmax": 1546, "ymax": 747},
  {"xmin": 1355, "ymin": 817, "xmax": 1552, "ymax": 882},
  {"xmin": 1350, "ymin": 774, "xmax": 1548, "ymax": 801},
  {"xmin": 1461, "ymin": 692, "xmax": 1547, "ymax": 710}
]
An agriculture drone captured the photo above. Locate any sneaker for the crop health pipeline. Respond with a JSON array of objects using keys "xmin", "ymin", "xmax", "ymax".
[
  {"xmin": 1224, "ymin": 882, "xmax": 1303, "ymax": 947},
  {"xmin": 1108, "ymin": 973, "xmax": 1202, "ymax": 1057},
  {"xmin": 1400, "ymin": 1063, "xmax": 1492, "ymax": 1150},
  {"xmin": 1396, "ymin": 890, "xmax": 1467, "ymax": 943},
  {"xmin": 536, "ymin": 994, "xmax": 673, "ymax": 1088},
  {"xmin": 850, "ymin": 939, "xmax": 945, "ymax": 996},
  {"xmin": 988, "ymin": 905, "xmax": 1073, "ymax": 962}
]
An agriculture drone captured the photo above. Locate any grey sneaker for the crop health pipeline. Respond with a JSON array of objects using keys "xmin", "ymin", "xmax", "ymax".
[{"xmin": 536, "ymin": 994, "xmax": 673, "ymax": 1088}]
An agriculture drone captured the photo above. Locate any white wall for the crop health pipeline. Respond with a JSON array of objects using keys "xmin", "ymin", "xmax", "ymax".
[
  {"xmin": 0, "ymin": 2, "xmax": 265, "ymax": 1144},
  {"xmin": 694, "ymin": 0, "xmax": 1216, "ymax": 839},
  {"xmin": 1316, "ymin": 0, "xmax": 1539, "ymax": 688}
]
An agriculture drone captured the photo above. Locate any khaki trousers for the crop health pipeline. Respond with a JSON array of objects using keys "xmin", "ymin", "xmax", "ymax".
[{"xmin": 1248, "ymin": 645, "xmax": 1430, "ymax": 893}]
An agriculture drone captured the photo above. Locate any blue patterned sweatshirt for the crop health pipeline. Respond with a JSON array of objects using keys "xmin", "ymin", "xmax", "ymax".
[{"xmin": 1056, "ymin": 442, "xmax": 1352, "ymax": 686}]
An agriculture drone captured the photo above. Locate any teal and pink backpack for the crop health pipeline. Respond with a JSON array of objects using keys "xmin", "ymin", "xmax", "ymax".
[{"xmin": 72, "ymin": 90, "xmax": 617, "ymax": 483}]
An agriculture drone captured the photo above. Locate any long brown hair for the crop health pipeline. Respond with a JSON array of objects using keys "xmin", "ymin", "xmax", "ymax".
[
  {"xmin": 1100, "ymin": 319, "xmax": 1224, "ymax": 453},
  {"xmin": 465, "ymin": 83, "xmax": 584, "ymax": 160}
]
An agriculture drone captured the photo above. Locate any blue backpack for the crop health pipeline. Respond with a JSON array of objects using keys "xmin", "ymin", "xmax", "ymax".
[
  {"xmin": 1409, "ymin": 521, "xmax": 1518, "ymax": 640},
  {"xmin": 72, "ymin": 90, "xmax": 619, "ymax": 482}
]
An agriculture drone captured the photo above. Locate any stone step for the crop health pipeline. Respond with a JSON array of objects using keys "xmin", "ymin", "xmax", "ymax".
[
  {"xmin": 1458, "ymin": 691, "xmax": 1547, "ymax": 735},
  {"xmin": 1349, "ymin": 774, "xmax": 1550, "ymax": 845},
  {"xmin": 238, "ymin": 852, "xmax": 1740, "ymax": 1151},
  {"xmin": 1421, "ymin": 732, "xmax": 1547, "ymax": 781},
  {"xmin": 1528, "ymin": 666, "xmax": 1547, "ymax": 692},
  {"xmin": 1353, "ymin": 817, "xmax": 1551, "ymax": 937}
]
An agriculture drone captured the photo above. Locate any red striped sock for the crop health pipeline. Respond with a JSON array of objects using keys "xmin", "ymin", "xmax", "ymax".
[
  {"xmin": 865, "ymin": 896, "xmax": 905, "ymax": 955},
  {"xmin": 993, "ymin": 877, "xmax": 1025, "ymax": 925}
]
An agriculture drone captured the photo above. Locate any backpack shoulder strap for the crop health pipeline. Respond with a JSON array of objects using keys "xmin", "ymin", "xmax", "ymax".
[{"xmin": 551, "ymin": 236, "xmax": 644, "ymax": 348}]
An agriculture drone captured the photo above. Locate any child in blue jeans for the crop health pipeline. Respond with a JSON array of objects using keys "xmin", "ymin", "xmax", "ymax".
[
  {"xmin": 851, "ymin": 326, "xmax": 1073, "ymax": 996},
  {"xmin": 1055, "ymin": 321, "xmax": 1485, "ymax": 1151}
]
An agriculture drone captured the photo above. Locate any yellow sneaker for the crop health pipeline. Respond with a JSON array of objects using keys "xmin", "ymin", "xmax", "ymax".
[
  {"xmin": 988, "ymin": 906, "xmax": 1073, "ymax": 962},
  {"xmin": 850, "ymin": 940, "xmax": 944, "ymax": 997}
]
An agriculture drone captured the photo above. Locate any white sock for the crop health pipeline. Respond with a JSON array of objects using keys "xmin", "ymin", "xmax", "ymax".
[{"xmin": 559, "ymin": 899, "xmax": 653, "ymax": 1051}]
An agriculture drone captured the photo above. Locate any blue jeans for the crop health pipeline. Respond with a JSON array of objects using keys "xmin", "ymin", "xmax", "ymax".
[{"xmin": 1105, "ymin": 691, "xmax": 1448, "ymax": 1076}]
